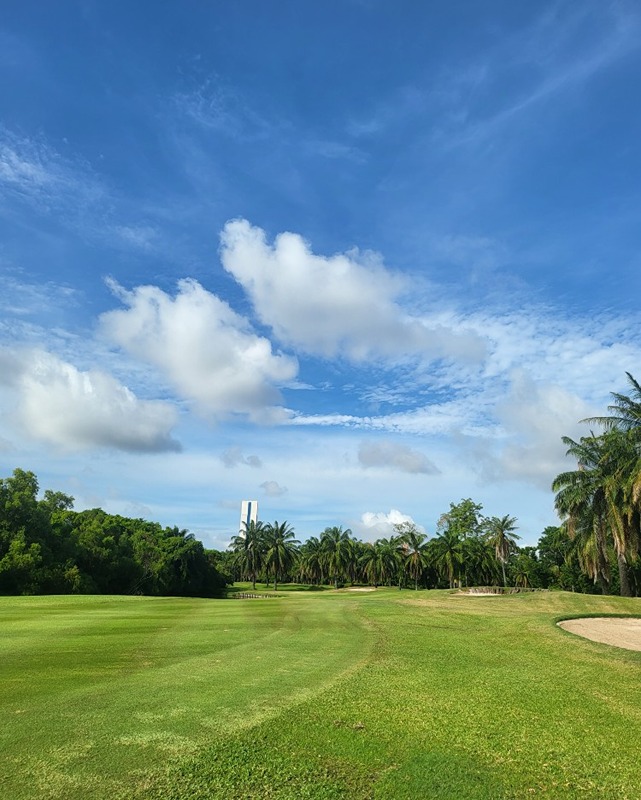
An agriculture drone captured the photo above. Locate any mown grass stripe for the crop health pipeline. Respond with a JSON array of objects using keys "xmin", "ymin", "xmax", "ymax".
[{"xmin": 2, "ymin": 590, "xmax": 641, "ymax": 799}]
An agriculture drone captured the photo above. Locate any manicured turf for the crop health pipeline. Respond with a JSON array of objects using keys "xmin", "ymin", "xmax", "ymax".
[{"xmin": 2, "ymin": 589, "xmax": 641, "ymax": 799}]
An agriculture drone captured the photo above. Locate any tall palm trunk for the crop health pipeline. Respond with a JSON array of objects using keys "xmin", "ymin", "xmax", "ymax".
[{"xmin": 617, "ymin": 552, "xmax": 632, "ymax": 597}]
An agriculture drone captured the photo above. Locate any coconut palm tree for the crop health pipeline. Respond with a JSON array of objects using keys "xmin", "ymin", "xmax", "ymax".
[
  {"xmin": 584, "ymin": 372, "xmax": 641, "ymax": 433},
  {"xmin": 320, "ymin": 526, "xmax": 354, "ymax": 589},
  {"xmin": 263, "ymin": 521, "xmax": 299, "ymax": 591},
  {"xmin": 462, "ymin": 535, "xmax": 499, "ymax": 587},
  {"xmin": 359, "ymin": 542, "xmax": 383, "ymax": 587},
  {"xmin": 298, "ymin": 536, "xmax": 324, "ymax": 585},
  {"xmin": 553, "ymin": 429, "xmax": 641, "ymax": 596},
  {"xmin": 430, "ymin": 530, "xmax": 463, "ymax": 589},
  {"xmin": 512, "ymin": 552, "xmax": 535, "ymax": 588},
  {"xmin": 397, "ymin": 525, "xmax": 429, "ymax": 590},
  {"xmin": 599, "ymin": 430, "xmax": 640, "ymax": 596},
  {"xmin": 377, "ymin": 536, "xmax": 405, "ymax": 587},
  {"xmin": 582, "ymin": 377, "xmax": 641, "ymax": 594},
  {"xmin": 484, "ymin": 515, "xmax": 520, "ymax": 587},
  {"xmin": 553, "ymin": 435, "xmax": 612, "ymax": 594},
  {"xmin": 229, "ymin": 520, "xmax": 265, "ymax": 590}
]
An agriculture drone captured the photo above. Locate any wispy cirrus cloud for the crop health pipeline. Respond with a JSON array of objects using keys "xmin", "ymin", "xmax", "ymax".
[
  {"xmin": 172, "ymin": 76, "xmax": 276, "ymax": 141},
  {"xmin": 0, "ymin": 126, "xmax": 173, "ymax": 258},
  {"xmin": 289, "ymin": 299, "xmax": 641, "ymax": 489},
  {"xmin": 0, "ymin": 126, "xmax": 104, "ymax": 213},
  {"xmin": 112, "ymin": 224, "xmax": 160, "ymax": 251},
  {"xmin": 0, "ymin": 269, "xmax": 78, "ymax": 319},
  {"xmin": 348, "ymin": 2, "xmax": 641, "ymax": 154}
]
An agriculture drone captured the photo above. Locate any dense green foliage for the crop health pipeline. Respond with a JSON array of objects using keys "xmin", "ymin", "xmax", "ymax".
[
  {"xmin": 0, "ymin": 469, "xmax": 225, "ymax": 597},
  {"xmin": 228, "ymin": 507, "xmax": 583, "ymax": 593},
  {"xmin": 553, "ymin": 373, "xmax": 641, "ymax": 596},
  {"xmin": 3, "ymin": 590, "xmax": 641, "ymax": 799}
]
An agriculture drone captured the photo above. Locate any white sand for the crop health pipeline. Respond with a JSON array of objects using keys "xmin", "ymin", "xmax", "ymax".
[{"xmin": 557, "ymin": 617, "xmax": 641, "ymax": 651}]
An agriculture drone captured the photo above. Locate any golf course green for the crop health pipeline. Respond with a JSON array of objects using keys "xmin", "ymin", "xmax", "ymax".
[{"xmin": 2, "ymin": 588, "xmax": 640, "ymax": 799}]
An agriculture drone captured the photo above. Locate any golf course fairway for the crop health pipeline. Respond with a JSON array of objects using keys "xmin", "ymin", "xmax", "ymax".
[{"xmin": 2, "ymin": 589, "xmax": 641, "ymax": 799}]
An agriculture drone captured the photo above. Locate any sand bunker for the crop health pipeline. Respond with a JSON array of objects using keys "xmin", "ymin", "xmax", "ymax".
[{"xmin": 558, "ymin": 617, "xmax": 641, "ymax": 651}]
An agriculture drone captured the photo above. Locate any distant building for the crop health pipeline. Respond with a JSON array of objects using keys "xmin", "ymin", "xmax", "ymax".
[{"xmin": 239, "ymin": 500, "xmax": 258, "ymax": 535}]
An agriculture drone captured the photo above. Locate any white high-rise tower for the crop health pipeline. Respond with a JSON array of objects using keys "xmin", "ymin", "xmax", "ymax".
[{"xmin": 239, "ymin": 500, "xmax": 258, "ymax": 534}]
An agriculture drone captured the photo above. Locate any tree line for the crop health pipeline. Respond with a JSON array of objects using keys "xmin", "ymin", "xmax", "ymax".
[
  {"xmin": 0, "ymin": 469, "xmax": 225, "ymax": 597},
  {"xmin": 225, "ymin": 502, "xmax": 592, "ymax": 593}
]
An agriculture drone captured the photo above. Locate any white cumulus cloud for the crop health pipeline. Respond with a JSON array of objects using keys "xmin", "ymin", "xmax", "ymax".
[
  {"xmin": 0, "ymin": 347, "xmax": 180, "ymax": 452},
  {"xmin": 357, "ymin": 509, "xmax": 425, "ymax": 541},
  {"xmin": 219, "ymin": 218, "xmax": 485, "ymax": 363},
  {"xmin": 100, "ymin": 278, "xmax": 298, "ymax": 423}
]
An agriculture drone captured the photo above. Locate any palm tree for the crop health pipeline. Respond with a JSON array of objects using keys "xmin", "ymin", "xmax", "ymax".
[
  {"xmin": 298, "ymin": 536, "xmax": 324, "ymax": 585},
  {"xmin": 359, "ymin": 542, "xmax": 381, "ymax": 587},
  {"xmin": 512, "ymin": 552, "xmax": 534, "ymax": 588},
  {"xmin": 553, "ymin": 431, "xmax": 641, "ymax": 596},
  {"xmin": 263, "ymin": 521, "xmax": 299, "ymax": 591},
  {"xmin": 553, "ymin": 435, "xmax": 612, "ymax": 594},
  {"xmin": 581, "ymin": 376, "xmax": 641, "ymax": 595},
  {"xmin": 230, "ymin": 520, "xmax": 265, "ymax": 590},
  {"xmin": 484, "ymin": 515, "xmax": 520, "ymax": 587},
  {"xmin": 377, "ymin": 536, "xmax": 405, "ymax": 587},
  {"xmin": 584, "ymin": 373, "xmax": 641, "ymax": 433},
  {"xmin": 600, "ymin": 430, "xmax": 640, "ymax": 596},
  {"xmin": 430, "ymin": 530, "xmax": 463, "ymax": 589},
  {"xmin": 397, "ymin": 525, "xmax": 429, "ymax": 590},
  {"xmin": 462, "ymin": 536, "xmax": 499, "ymax": 587},
  {"xmin": 320, "ymin": 526, "xmax": 354, "ymax": 589}
]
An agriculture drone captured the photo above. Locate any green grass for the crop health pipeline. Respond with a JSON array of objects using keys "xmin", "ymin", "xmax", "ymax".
[
  {"xmin": 2, "ymin": 590, "xmax": 641, "ymax": 799},
  {"xmin": 227, "ymin": 581, "xmax": 331, "ymax": 594}
]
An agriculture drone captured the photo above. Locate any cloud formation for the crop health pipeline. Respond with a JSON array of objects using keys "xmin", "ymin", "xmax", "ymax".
[
  {"xmin": 219, "ymin": 219, "xmax": 485, "ymax": 363},
  {"xmin": 357, "ymin": 509, "xmax": 425, "ymax": 541},
  {"xmin": 358, "ymin": 440, "xmax": 440, "ymax": 474},
  {"xmin": 260, "ymin": 480, "xmax": 287, "ymax": 497},
  {"xmin": 473, "ymin": 373, "xmax": 596, "ymax": 489},
  {"xmin": 0, "ymin": 126, "xmax": 104, "ymax": 215},
  {"xmin": 221, "ymin": 446, "xmax": 262, "ymax": 468},
  {"xmin": 100, "ymin": 278, "xmax": 298, "ymax": 423},
  {"xmin": 0, "ymin": 347, "xmax": 180, "ymax": 452}
]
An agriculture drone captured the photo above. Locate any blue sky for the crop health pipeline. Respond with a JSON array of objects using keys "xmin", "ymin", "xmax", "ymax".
[{"xmin": 2, "ymin": 0, "xmax": 641, "ymax": 548}]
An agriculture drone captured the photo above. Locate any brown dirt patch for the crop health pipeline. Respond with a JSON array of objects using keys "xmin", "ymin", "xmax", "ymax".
[{"xmin": 557, "ymin": 617, "xmax": 641, "ymax": 651}]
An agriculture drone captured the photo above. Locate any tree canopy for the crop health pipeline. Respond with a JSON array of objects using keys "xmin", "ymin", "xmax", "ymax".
[{"xmin": 0, "ymin": 469, "xmax": 225, "ymax": 597}]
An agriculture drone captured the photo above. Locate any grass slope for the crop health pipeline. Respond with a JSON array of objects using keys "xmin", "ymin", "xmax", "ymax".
[{"xmin": 2, "ymin": 590, "xmax": 641, "ymax": 799}]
